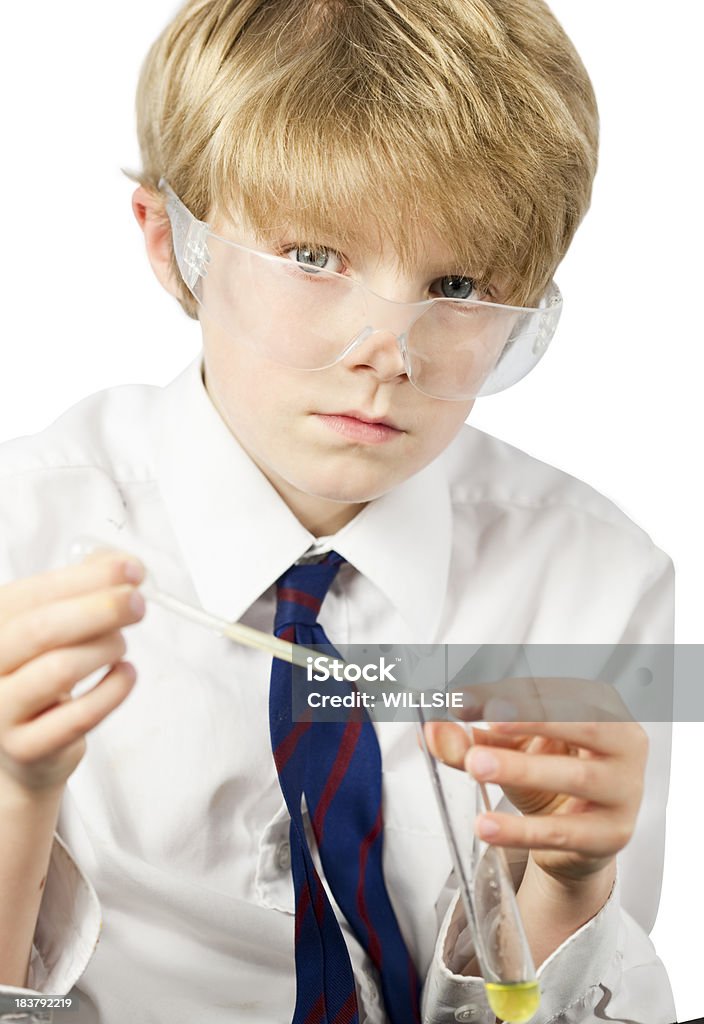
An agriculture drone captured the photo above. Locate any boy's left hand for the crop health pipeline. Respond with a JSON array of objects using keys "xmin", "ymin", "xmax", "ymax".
[{"xmin": 424, "ymin": 679, "xmax": 648, "ymax": 884}]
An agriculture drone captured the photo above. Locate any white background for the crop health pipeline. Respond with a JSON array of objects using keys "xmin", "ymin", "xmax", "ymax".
[{"xmin": 0, "ymin": 2, "xmax": 701, "ymax": 1019}]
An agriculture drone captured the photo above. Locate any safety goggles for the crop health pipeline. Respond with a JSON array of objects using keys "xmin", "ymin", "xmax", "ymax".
[{"xmin": 161, "ymin": 180, "xmax": 562, "ymax": 400}]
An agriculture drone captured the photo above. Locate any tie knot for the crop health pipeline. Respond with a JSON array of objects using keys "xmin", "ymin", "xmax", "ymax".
[{"xmin": 274, "ymin": 551, "xmax": 346, "ymax": 633}]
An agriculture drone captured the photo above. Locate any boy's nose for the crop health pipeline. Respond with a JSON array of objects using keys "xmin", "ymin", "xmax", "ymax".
[{"xmin": 342, "ymin": 327, "xmax": 409, "ymax": 382}]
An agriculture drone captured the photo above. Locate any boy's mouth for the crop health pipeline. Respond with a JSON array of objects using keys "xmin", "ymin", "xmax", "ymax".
[
  {"xmin": 335, "ymin": 409, "xmax": 399, "ymax": 428},
  {"xmin": 313, "ymin": 410, "xmax": 404, "ymax": 444}
]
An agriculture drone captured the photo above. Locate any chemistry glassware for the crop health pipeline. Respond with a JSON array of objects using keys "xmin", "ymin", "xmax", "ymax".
[{"xmin": 416, "ymin": 708, "xmax": 540, "ymax": 1023}]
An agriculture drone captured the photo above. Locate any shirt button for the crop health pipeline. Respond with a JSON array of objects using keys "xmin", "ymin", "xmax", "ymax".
[
  {"xmin": 276, "ymin": 840, "xmax": 292, "ymax": 871},
  {"xmin": 454, "ymin": 1008, "xmax": 479, "ymax": 1021}
]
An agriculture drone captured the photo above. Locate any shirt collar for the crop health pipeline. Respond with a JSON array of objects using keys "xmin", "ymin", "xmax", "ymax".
[{"xmin": 154, "ymin": 353, "xmax": 453, "ymax": 639}]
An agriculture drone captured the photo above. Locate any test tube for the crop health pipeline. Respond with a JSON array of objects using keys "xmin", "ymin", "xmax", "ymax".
[{"xmin": 416, "ymin": 708, "xmax": 540, "ymax": 1023}]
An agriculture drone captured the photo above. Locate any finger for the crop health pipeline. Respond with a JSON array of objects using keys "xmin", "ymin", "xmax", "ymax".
[
  {"xmin": 2, "ymin": 631, "xmax": 128, "ymax": 722},
  {"xmin": 2, "ymin": 661, "xmax": 137, "ymax": 764},
  {"xmin": 468, "ymin": 725, "xmax": 542, "ymax": 753},
  {"xmin": 425, "ymin": 724, "xmax": 545, "ymax": 764},
  {"xmin": 424, "ymin": 722, "xmax": 471, "ymax": 768},
  {"xmin": 0, "ymin": 585, "xmax": 146, "ymax": 676},
  {"xmin": 0, "ymin": 550, "xmax": 145, "ymax": 623},
  {"xmin": 486, "ymin": 719, "xmax": 646, "ymax": 758},
  {"xmin": 473, "ymin": 809, "xmax": 631, "ymax": 857},
  {"xmin": 465, "ymin": 743, "xmax": 625, "ymax": 806},
  {"xmin": 451, "ymin": 677, "xmax": 631, "ymax": 724}
]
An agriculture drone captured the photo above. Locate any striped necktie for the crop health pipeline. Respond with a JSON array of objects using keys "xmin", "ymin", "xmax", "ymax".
[{"xmin": 269, "ymin": 552, "xmax": 421, "ymax": 1024}]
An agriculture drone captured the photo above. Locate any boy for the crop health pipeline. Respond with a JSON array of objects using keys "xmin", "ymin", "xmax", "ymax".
[{"xmin": 0, "ymin": 1, "xmax": 675, "ymax": 1022}]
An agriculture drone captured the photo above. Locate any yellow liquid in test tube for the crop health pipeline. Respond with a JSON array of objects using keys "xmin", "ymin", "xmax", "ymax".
[{"xmin": 484, "ymin": 980, "xmax": 541, "ymax": 1023}]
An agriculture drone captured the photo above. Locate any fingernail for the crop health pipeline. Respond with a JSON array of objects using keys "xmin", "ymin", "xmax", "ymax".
[
  {"xmin": 121, "ymin": 661, "xmax": 137, "ymax": 683},
  {"xmin": 123, "ymin": 559, "xmax": 145, "ymax": 584},
  {"xmin": 469, "ymin": 749, "xmax": 499, "ymax": 779},
  {"xmin": 476, "ymin": 816, "xmax": 500, "ymax": 839},
  {"xmin": 439, "ymin": 731, "xmax": 466, "ymax": 764},
  {"xmin": 129, "ymin": 590, "xmax": 146, "ymax": 616}
]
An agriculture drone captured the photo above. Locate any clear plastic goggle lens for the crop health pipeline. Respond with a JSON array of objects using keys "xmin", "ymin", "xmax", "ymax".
[{"xmin": 161, "ymin": 180, "xmax": 562, "ymax": 401}]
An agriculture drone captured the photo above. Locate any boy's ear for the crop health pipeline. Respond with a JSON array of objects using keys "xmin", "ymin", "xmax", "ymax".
[{"xmin": 131, "ymin": 186, "xmax": 182, "ymax": 301}]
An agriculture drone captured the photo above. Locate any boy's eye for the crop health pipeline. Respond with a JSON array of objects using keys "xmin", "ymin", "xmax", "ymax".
[
  {"xmin": 284, "ymin": 245, "xmax": 344, "ymax": 276},
  {"xmin": 435, "ymin": 275, "xmax": 477, "ymax": 300}
]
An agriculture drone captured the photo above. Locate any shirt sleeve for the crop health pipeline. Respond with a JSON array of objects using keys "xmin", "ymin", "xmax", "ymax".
[
  {"xmin": 421, "ymin": 547, "xmax": 677, "ymax": 1024},
  {"xmin": 0, "ymin": 833, "xmax": 102, "ymax": 999},
  {"xmin": 420, "ymin": 868, "xmax": 676, "ymax": 1024}
]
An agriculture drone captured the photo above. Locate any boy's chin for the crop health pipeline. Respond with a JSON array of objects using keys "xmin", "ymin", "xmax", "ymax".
[
  {"xmin": 301, "ymin": 478, "xmax": 395, "ymax": 506},
  {"xmin": 292, "ymin": 467, "xmax": 405, "ymax": 506}
]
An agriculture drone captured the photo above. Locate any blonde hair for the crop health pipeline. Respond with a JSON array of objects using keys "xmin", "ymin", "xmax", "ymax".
[{"xmin": 131, "ymin": 0, "xmax": 598, "ymax": 314}]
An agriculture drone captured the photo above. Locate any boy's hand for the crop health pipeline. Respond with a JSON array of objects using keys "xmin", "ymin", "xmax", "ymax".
[
  {"xmin": 425, "ymin": 679, "xmax": 648, "ymax": 884},
  {"xmin": 0, "ymin": 550, "xmax": 146, "ymax": 795}
]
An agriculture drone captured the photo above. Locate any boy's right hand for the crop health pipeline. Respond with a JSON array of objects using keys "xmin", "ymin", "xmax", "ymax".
[{"xmin": 0, "ymin": 550, "xmax": 146, "ymax": 795}]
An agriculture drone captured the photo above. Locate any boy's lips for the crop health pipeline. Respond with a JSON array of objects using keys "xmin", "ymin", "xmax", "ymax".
[
  {"xmin": 313, "ymin": 410, "xmax": 404, "ymax": 444},
  {"xmin": 331, "ymin": 409, "xmax": 400, "ymax": 428}
]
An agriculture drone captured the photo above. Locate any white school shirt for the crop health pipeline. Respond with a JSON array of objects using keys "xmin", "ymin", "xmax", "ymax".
[{"xmin": 0, "ymin": 353, "xmax": 676, "ymax": 1024}]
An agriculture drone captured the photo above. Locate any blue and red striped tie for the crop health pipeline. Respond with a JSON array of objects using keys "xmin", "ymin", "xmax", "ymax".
[{"xmin": 269, "ymin": 553, "xmax": 421, "ymax": 1024}]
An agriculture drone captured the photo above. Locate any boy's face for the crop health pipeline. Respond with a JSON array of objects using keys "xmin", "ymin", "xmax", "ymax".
[{"xmin": 197, "ymin": 208, "xmax": 475, "ymax": 535}]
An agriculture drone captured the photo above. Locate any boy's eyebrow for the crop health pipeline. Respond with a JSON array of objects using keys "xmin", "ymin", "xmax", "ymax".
[
  {"xmin": 259, "ymin": 221, "xmax": 360, "ymax": 250},
  {"xmin": 213, "ymin": 200, "xmax": 469, "ymax": 275},
  {"xmin": 256, "ymin": 224, "xmax": 473, "ymax": 275}
]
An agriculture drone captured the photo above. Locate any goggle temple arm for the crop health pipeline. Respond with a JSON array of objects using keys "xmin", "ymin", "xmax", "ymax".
[{"xmin": 159, "ymin": 179, "xmax": 210, "ymax": 291}]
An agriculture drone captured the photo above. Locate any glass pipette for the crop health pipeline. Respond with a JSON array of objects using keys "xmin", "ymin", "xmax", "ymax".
[{"xmin": 67, "ymin": 536, "xmax": 327, "ymax": 669}]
